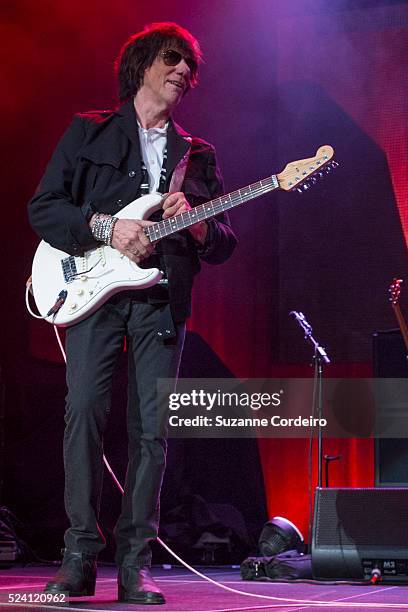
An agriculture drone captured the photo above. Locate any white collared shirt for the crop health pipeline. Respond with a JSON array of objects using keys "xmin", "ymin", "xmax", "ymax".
[{"xmin": 137, "ymin": 121, "xmax": 168, "ymax": 193}]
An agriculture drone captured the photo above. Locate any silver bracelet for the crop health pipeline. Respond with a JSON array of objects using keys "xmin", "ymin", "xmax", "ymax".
[{"xmin": 91, "ymin": 214, "xmax": 118, "ymax": 247}]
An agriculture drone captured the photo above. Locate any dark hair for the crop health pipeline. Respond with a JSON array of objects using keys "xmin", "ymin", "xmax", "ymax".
[{"xmin": 115, "ymin": 22, "xmax": 202, "ymax": 103}]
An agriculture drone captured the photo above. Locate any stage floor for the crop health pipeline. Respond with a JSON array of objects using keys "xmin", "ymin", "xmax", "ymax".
[{"xmin": 1, "ymin": 565, "xmax": 408, "ymax": 611}]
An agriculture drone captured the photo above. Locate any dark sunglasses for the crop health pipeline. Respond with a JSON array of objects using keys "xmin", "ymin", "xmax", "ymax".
[{"xmin": 160, "ymin": 49, "xmax": 196, "ymax": 72}]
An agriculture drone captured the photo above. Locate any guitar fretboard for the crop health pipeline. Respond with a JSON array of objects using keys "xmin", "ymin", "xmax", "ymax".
[{"xmin": 144, "ymin": 175, "xmax": 279, "ymax": 241}]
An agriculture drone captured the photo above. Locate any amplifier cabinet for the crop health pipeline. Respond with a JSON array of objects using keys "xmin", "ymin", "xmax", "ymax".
[{"xmin": 312, "ymin": 487, "xmax": 408, "ymax": 582}]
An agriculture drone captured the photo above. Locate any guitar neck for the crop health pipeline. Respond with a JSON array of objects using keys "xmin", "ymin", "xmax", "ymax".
[
  {"xmin": 145, "ymin": 174, "xmax": 279, "ymax": 242},
  {"xmin": 392, "ymin": 303, "xmax": 408, "ymax": 352}
]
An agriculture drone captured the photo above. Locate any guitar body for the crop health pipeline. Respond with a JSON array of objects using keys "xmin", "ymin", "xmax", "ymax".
[{"xmin": 31, "ymin": 193, "xmax": 164, "ymax": 327}]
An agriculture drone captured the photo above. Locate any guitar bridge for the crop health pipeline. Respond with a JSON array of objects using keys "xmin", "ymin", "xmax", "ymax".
[{"xmin": 61, "ymin": 256, "xmax": 77, "ymax": 283}]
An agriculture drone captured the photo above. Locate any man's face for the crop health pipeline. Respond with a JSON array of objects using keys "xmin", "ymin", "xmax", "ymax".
[{"xmin": 141, "ymin": 48, "xmax": 193, "ymax": 109}]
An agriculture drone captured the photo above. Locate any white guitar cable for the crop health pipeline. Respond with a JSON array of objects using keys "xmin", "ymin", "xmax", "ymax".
[
  {"xmin": 25, "ymin": 279, "xmax": 48, "ymax": 320},
  {"xmin": 25, "ymin": 277, "xmax": 66, "ymax": 321},
  {"xmin": 42, "ymin": 323, "xmax": 408, "ymax": 609}
]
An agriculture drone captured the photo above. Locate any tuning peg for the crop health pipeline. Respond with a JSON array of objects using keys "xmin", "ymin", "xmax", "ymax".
[
  {"xmin": 330, "ymin": 161, "xmax": 339, "ymax": 168},
  {"xmin": 303, "ymin": 183, "xmax": 310, "ymax": 190},
  {"xmin": 297, "ymin": 187, "xmax": 303, "ymax": 193}
]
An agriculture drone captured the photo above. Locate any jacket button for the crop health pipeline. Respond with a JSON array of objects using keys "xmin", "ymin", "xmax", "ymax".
[
  {"xmin": 116, "ymin": 199, "xmax": 123, "ymax": 207},
  {"xmin": 128, "ymin": 170, "xmax": 136, "ymax": 177}
]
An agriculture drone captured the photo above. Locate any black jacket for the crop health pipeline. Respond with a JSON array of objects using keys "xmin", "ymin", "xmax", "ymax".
[{"xmin": 28, "ymin": 100, "xmax": 237, "ymax": 322}]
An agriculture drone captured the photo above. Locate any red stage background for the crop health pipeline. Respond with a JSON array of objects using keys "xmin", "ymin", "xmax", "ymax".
[{"xmin": 2, "ymin": 0, "xmax": 408, "ymax": 551}]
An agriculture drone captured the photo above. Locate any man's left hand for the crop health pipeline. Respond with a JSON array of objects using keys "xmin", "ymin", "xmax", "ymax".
[{"xmin": 162, "ymin": 192, "xmax": 208, "ymax": 245}]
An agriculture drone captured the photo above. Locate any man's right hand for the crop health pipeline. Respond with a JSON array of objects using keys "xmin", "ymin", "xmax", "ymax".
[{"xmin": 111, "ymin": 219, "xmax": 155, "ymax": 264}]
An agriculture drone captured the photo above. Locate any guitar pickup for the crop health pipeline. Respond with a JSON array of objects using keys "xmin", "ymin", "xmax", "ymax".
[{"xmin": 61, "ymin": 256, "xmax": 78, "ymax": 283}]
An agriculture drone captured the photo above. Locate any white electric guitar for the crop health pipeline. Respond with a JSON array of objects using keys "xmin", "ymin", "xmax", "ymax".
[{"xmin": 29, "ymin": 145, "xmax": 335, "ymax": 327}]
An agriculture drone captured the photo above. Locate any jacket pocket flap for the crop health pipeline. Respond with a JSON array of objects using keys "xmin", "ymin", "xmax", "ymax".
[{"xmin": 78, "ymin": 141, "xmax": 125, "ymax": 168}]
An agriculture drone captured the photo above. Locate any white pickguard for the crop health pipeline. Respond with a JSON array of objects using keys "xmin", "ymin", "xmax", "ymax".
[{"xmin": 31, "ymin": 193, "xmax": 164, "ymax": 327}]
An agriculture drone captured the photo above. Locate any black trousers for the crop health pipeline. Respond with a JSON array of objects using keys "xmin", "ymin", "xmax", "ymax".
[{"xmin": 63, "ymin": 296, "xmax": 185, "ymax": 567}]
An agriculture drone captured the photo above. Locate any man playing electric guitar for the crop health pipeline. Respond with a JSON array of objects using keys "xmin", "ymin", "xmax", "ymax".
[{"xmin": 28, "ymin": 22, "xmax": 237, "ymax": 604}]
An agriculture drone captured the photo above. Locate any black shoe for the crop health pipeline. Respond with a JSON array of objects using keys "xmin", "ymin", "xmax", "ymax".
[
  {"xmin": 45, "ymin": 550, "xmax": 97, "ymax": 597},
  {"xmin": 118, "ymin": 566, "xmax": 165, "ymax": 605}
]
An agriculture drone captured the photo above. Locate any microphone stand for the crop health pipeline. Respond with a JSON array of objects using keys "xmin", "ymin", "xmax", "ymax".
[{"xmin": 289, "ymin": 311, "xmax": 331, "ymax": 488}]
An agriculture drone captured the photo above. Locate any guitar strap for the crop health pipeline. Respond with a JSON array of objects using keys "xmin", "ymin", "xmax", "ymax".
[
  {"xmin": 140, "ymin": 149, "xmax": 168, "ymax": 196},
  {"xmin": 139, "ymin": 137, "xmax": 192, "ymax": 196},
  {"xmin": 168, "ymin": 137, "xmax": 192, "ymax": 194}
]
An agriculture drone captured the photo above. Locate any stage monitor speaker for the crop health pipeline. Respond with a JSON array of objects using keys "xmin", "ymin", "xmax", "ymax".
[
  {"xmin": 373, "ymin": 329, "xmax": 408, "ymax": 486},
  {"xmin": 312, "ymin": 487, "xmax": 408, "ymax": 582}
]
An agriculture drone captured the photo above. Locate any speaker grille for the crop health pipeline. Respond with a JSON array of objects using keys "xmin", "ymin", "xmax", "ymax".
[{"xmin": 314, "ymin": 488, "xmax": 408, "ymax": 548}]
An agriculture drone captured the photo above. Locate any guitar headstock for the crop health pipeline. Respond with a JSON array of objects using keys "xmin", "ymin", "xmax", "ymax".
[
  {"xmin": 277, "ymin": 145, "xmax": 336, "ymax": 192},
  {"xmin": 389, "ymin": 278, "xmax": 403, "ymax": 305}
]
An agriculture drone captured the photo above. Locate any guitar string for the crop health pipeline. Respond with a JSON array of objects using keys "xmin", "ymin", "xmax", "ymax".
[
  {"xmin": 145, "ymin": 182, "xmax": 278, "ymax": 240},
  {"xmin": 144, "ymin": 161, "xmax": 335, "ymax": 240}
]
